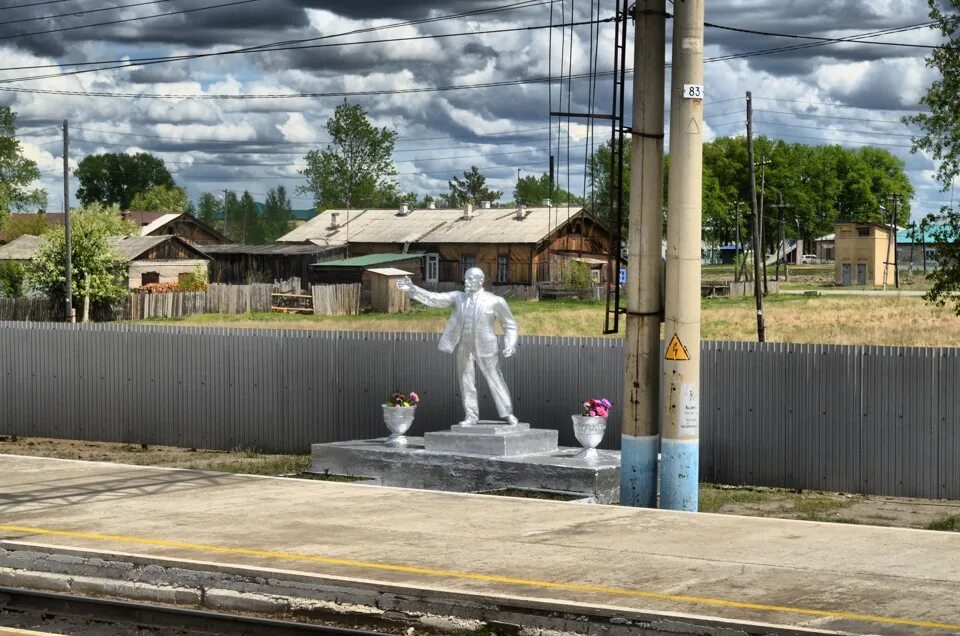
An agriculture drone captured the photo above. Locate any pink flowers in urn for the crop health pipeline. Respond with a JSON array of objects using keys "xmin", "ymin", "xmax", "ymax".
[
  {"xmin": 581, "ymin": 398, "xmax": 612, "ymax": 418},
  {"xmin": 386, "ymin": 391, "xmax": 419, "ymax": 407}
]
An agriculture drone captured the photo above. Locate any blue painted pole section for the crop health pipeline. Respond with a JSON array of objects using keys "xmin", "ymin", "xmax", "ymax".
[
  {"xmin": 620, "ymin": 434, "xmax": 658, "ymax": 507},
  {"xmin": 660, "ymin": 438, "xmax": 698, "ymax": 511}
]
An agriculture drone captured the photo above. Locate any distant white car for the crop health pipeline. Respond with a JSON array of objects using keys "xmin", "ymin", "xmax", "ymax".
[{"xmin": 800, "ymin": 254, "xmax": 821, "ymax": 264}]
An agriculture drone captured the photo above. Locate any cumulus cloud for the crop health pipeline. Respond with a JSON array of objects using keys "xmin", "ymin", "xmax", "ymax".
[{"xmin": 0, "ymin": 0, "xmax": 941, "ymax": 213}]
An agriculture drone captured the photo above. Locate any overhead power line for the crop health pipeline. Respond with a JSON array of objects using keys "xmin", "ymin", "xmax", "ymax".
[
  {"xmin": 0, "ymin": 14, "xmax": 603, "ymax": 85},
  {"xmin": 755, "ymin": 109, "xmax": 910, "ymax": 125},
  {"xmin": 0, "ymin": 0, "xmax": 557, "ymax": 75},
  {"xmin": 0, "ymin": 0, "xmax": 174, "ymax": 28},
  {"xmin": 0, "ymin": 0, "xmax": 263, "ymax": 44},
  {"xmin": 0, "ymin": 0, "xmax": 73, "ymax": 10},
  {"xmin": 705, "ymin": 20, "xmax": 937, "ymax": 49}
]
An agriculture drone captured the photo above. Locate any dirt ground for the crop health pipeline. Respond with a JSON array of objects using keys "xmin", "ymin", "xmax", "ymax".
[{"xmin": 2, "ymin": 437, "xmax": 958, "ymax": 532}]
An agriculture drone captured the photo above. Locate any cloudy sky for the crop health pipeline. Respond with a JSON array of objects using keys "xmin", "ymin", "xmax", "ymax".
[{"xmin": 0, "ymin": 0, "xmax": 946, "ymax": 219}]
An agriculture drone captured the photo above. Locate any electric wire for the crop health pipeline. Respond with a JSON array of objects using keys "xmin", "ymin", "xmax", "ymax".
[
  {"xmin": 0, "ymin": 0, "xmax": 175, "ymax": 28},
  {"xmin": 0, "ymin": 0, "xmax": 264, "ymax": 45}
]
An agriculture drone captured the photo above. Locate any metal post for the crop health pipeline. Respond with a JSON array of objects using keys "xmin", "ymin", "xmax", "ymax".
[
  {"xmin": 620, "ymin": 0, "xmax": 665, "ymax": 508},
  {"xmin": 62, "ymin": 120, "xmax": 75, "ymax": 324},
  {"xmin": 660, "ymin": 0, "xmax": 703, "ymax": 511}
]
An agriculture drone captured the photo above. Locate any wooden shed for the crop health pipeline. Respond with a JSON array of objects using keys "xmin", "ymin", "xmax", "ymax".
[{"xmin": 369, "ymin": 268, "xmax": 413, "ymax": 313}]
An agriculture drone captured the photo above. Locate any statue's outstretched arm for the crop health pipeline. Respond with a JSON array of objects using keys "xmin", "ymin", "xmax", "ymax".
[{"xmin": 396, "ymin": 277, "xmax": 457, "ymax": 309}]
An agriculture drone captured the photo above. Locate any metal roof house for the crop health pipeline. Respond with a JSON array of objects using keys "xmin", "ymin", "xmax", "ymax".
[
  {"xmin": 0, "ymin": 234, "xmax": 210, "ymax": 290},
  {"xmin": 278, "ymin": 204, "xmax": 614, "ymax": 286}
]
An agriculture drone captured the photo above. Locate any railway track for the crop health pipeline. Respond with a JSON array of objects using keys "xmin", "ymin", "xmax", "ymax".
[{"xmin": 0, "ymin": 586, "xmax": 393, "ymax": 635}]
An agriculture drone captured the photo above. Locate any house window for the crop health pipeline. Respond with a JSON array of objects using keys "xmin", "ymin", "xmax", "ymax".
[
  {"xmin": 461, "ymin": 254, "xmax": 476, "ymax": 278},
  {"xmin": 496, "ymin": 255, "xmax": 508, "ymax": 283},
  {"xmin": 857, "ymin": 227, "xmax": 871, "ymax": 237},
  {"xmin": 141, "ymin": 272, "xmax": 160, "ymax": 286},
  {"xmin": 425, "ymin": 254, "xmax": 439, "ymax": 283}
]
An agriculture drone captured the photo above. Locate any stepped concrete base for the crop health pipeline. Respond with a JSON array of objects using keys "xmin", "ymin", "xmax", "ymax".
[
  {"xmin": 424, "ymin": 421, "xmax": 558, "ymax": 456},
  {"xmin": 309, "ymin": 438, "xmax": 620, "ymax": 504}
]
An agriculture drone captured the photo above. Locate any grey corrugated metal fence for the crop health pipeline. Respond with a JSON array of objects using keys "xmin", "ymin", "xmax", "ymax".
[{"xmin": 0, "ymin": 321, "xmax": 956, "ymax": 499}]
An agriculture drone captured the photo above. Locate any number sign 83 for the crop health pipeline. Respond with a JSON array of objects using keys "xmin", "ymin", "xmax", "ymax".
[{"xmin": 682, "ymin": 84, "xmax": 703, "ymax": 99}]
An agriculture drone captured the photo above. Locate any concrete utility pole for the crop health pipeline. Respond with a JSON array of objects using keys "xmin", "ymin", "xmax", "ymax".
[
  {"xmin": 62, "ymin": 120, "xmax": 75, "ymax": 324},
  {"xmin": 620, "ymin": 0, "xmax": 666, "ymax": 508},
  {"xmin": 660, "ymin": 0, "xmax": 703, "ymax": 512},
  {"xmin": 770, "ymin": 192, "xmax": 792, "ymax": 282},
  {"xmin": 746, "ymin": 93, "xmax": 764, "ymax": 342},
  {"xmin": 756, "ymin": 155, "xmax": 771, "ymax": 295}
]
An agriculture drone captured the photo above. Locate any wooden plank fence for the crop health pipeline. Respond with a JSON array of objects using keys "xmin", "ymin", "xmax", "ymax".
[
  {"xmin": 0, "ymin": 297, "xmax": 59, "ymax": 322},
  {"xmin": 205, "ymin": 283, "xmax": 272, "ymax": 314},
  {"xmin": 128, "ymin": 292, "xmax": 207, "ymax": 320},
  {"xmin": 312, "ymin": 283, "xmax": 360, "ymax": 316}
]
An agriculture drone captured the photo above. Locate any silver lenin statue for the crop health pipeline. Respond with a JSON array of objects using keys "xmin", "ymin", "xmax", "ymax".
[{"xmin": 396, "ymin": 267, "xmax": 520, "ymax": 426}]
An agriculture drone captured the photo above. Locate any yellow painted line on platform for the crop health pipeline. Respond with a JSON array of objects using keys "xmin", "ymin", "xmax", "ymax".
[{"xmin": 0, "ymin": 523, "xmax": 957, "ymax": 632}]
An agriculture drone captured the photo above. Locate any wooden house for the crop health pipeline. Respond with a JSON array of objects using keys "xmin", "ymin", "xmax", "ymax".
[
  {"xmin": 138, "ymin": 213, "xmax": 230, "ymax": 245},
  {"xmin": 279, "ymin": 204, "xmax": 614, "ymax": 287},
  {"xmin": 108, "ymin": 235, "xmax": 211, "ymax": 289}
]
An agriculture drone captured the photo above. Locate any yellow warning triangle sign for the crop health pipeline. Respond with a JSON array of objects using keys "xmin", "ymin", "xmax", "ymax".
[{"xmin": 665, "ymin": 333, "xmax": 691, "ymax": 361}]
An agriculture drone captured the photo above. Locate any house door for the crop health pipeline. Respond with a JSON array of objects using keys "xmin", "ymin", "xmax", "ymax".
[
  {"xmin": 841, "ymin": 264, "xmax": 851, "ymax": 286},
  {"xmin": 856, "ymin": 264, "xmax": 867, "ymax": 285}
]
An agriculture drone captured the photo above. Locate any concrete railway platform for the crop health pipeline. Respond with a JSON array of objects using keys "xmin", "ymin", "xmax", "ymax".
[{"xmin": 0, "ymin": 455, "xmax": 957, "ymax": 635}]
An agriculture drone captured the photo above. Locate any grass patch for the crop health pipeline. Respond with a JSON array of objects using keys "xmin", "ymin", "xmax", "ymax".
[
  {"xmin": 926, "ymin": 515, "xmax": 960, "ymax": 531},
  {"xmin": 698, "ymin": 484, "xmax": 785, "ymax": 512},
  {"xmin": 793, "ymin": 495, "xmax": 854, "ymax": 521},
  {"xmin": 186, "ymin": 455, "xmax": 309, "ymax": 476},
  {"xmin": 141, "ymin": 291, "xmax": 960, "ymax": 346}
]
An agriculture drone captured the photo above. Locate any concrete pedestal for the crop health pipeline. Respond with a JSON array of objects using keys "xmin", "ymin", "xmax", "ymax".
[
  {"xmin": 308, "ymin": 437, "xmax": 620, "ymax": 503},
  {"xmin": 423, "ymin": 421, "xmax": 558, "ymax": 456}
]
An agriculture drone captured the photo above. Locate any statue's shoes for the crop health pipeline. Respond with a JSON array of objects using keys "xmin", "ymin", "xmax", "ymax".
[
  {"xmin": 505, "ymin": 415, "xmax": 519, "ymax": 426},
  {"xmin": 458, "ymin": 419, "xmax": 478, "ymax": 427}
]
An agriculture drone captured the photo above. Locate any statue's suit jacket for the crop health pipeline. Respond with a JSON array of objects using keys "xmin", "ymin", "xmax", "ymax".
[{"xmin": 407, "ymin": 286, "xmax": 518, "ymax": 358}]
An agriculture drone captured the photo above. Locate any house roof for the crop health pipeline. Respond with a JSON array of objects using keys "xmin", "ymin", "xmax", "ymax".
[
  {"xmin": 278, "ymin": 206, "xmax": 591, "ymax": 245},
  {"xmin": 0, "ymin": 234, "xmax": 44, "ymax": 260},
  {"xmin": 896, "ymin": 225, "xmax": 955, "ymax": 244},
  {"xmin": 367, "ymin": 267, "xmax": 414, "ymax": 276},
  {"xmin": 202, "ymin": 243, "xmax": 342, "ymax": 256},
  {"xmin": 139, "ymin": 213, "xmax": 182, "ymax": 235},
  {"xmin": 311, "ymin": 253, "xmax": 423, "ymax": 268},
  {"xmin": 107, "ymin": 235, "xmax": 210, "ymax": 262}
]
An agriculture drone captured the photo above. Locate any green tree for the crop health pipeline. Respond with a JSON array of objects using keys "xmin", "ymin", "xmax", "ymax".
[
  {"xmin": 904, "ymin": 1, "xmax": 960, "ymax": 313},
  {"xmin": 2, "ymin": 213, "xmax": 54, "ymax": 242},
  {"xmin": 0, "ymin": 261, "xmax": 25, "ymax": 298},
  {"xmin": 27, "ymin": 203, "xmax": 135, "ymax": 321},
  {"xmin": 0, "ymin": 107, "xmax": 46, "ymax": 230},
  {"xmin": 514, "ymin": 173, "xmax": 580, "ymax": 206},
  {"xmin": 129, "ymin": 185, "xmax": 188, "ymax": 212},
  {"xmin": 586, "ymin": 139, "xmax": 631, "ymax": 231},
  {"xmin": 223, "ymin": 190, "xmax": 262, "ymax": 244},
  {"xmin": 196, "ymin": 192, "xmax": 222, "ymax": 227},
  {"xmin": 447, "ymin": 166, "xmax": 502, "ymax": 207},
  {"xmin": 262, "ymin": 186, "xmax": 293, "ymax": 243},
  {"xmin": 298, "ymin": 102, "xmax": 398, "ymax": 210},
  {"xmin": 75, "ymin": 152, "xmax": 176, "ymax": 210}
]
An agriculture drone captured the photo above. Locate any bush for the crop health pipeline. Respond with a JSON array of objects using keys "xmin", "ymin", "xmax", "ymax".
[
  {"xmin": 563, "ymin": 260, "xmax": 593, "ymax": 290},
  {"xmin": 0, "ymin": 261, "xmax": 26, "ymax": 298},
  {"xmin": 177, "ymin": 266, "xmax": 208, "ymax": 292}
]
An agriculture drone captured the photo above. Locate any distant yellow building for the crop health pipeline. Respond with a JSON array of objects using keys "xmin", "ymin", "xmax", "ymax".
[{"xmin": 834, "ymin": 222, "xmax": 895, "ymax": 286}]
